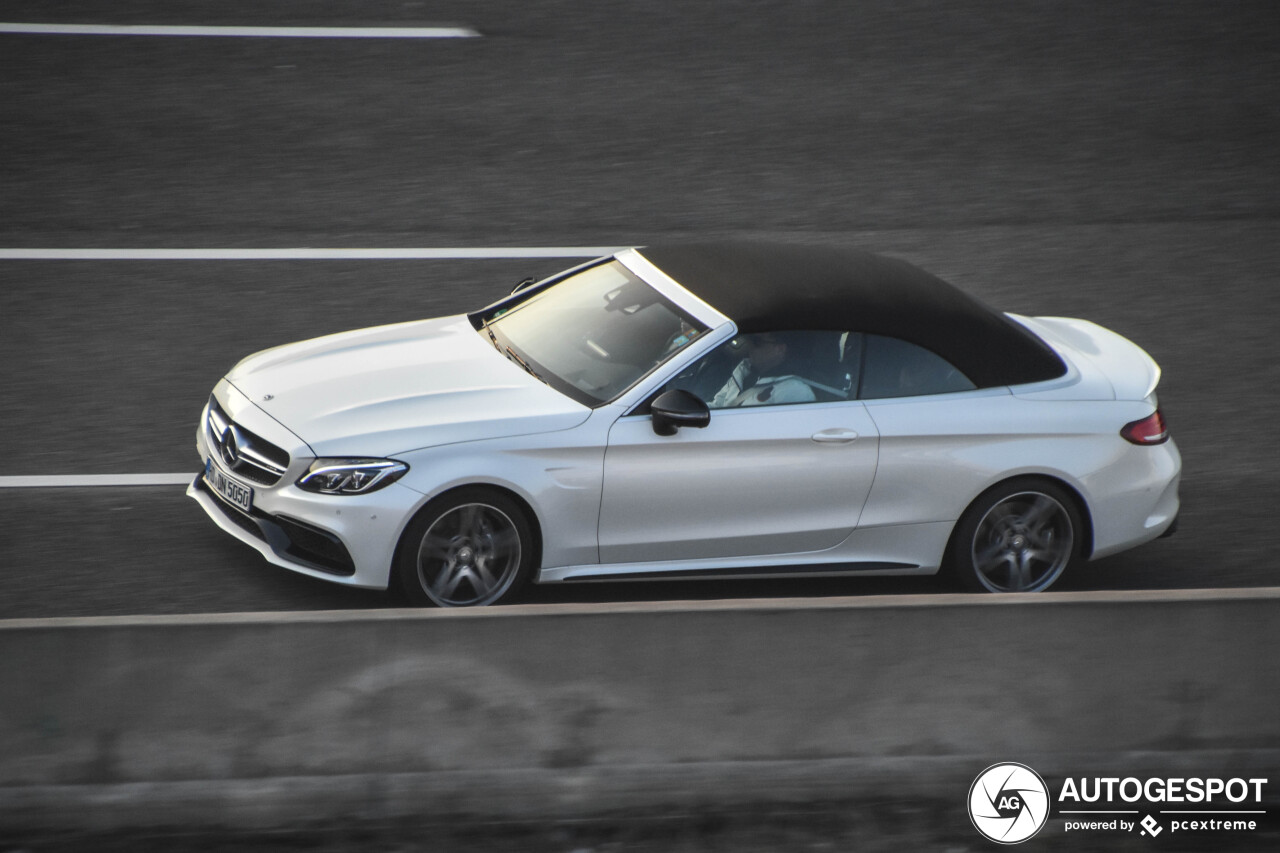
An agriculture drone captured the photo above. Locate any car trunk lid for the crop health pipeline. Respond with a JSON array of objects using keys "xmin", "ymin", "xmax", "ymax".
[{"xmin": 1008, "ymin": 314, "xmax": 1161, "ymax": 401}]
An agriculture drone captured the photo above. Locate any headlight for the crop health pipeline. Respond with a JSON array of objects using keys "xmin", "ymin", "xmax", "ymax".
[{"xmin": 296, "ymin": 459, "xmax": 409, "ymax": 495}]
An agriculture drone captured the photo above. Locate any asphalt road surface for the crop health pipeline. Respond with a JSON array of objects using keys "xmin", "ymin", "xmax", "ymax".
[{"xmin": 2, "ymin": 1, "xmax": 1278, "ymax": 617}]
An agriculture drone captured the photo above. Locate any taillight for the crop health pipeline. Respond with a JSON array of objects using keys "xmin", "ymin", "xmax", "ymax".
[{"xmin": 1121, "ymin": 408, "xmax": 1169, "ymax": 445}]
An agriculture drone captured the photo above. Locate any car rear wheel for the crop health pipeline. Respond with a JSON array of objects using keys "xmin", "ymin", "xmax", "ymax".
[
  {"xmin": 949, "ymin": 479, "xmax": 1082, "ymax": 593},
  {"xmin": 396, "ymin": 489, "xmax": 534, "ymax": 607}
]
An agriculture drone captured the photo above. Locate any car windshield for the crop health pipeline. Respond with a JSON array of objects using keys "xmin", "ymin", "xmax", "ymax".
[{"xmin": 483, "ymin": 260, "xmax": 708, "ymax": 406}]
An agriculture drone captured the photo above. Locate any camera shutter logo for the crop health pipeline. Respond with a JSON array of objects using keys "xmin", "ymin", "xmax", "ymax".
[{"xmin": 969, "ymin": 763, "xmax": 1051, "ymax": 844}]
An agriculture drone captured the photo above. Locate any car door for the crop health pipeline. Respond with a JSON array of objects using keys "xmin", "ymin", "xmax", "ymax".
[
  {"xmin": 597, "ymin": 330, "xmax": 880, "ymax": 565},
  {"xmin": 598, "ymin": 401, "xmax": 879, "ymax": 564}
]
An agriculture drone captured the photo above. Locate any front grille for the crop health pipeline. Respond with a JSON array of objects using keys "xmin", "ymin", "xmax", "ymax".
[{"xmin": 206, "ymin": 397, "xmax": 290, "ymax": 486}]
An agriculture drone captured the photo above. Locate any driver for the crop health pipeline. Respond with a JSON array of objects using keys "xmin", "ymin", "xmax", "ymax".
[{"xmin": 710, "ymin": 332, "xmax": 817, "ymax": 408}]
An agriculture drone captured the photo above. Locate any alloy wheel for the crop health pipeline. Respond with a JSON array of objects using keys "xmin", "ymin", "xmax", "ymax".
[
  {"xmin": 969, "ymin": 491, "xmax": 1074, "ymax": 592},
  {"xmin": 415, "ymin": 502, "xmax": 524, "ymax": 606}
]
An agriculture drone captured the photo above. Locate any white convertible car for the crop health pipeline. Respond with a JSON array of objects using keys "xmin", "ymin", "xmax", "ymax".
[{"xmin": 190, "ymin": 242, "xmax": 1180, "ymax": 606}]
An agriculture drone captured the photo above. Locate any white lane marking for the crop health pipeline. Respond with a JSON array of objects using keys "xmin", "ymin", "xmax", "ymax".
[
  {"xmin": 0, "ymin": 474, "xmax": 196, "ymax": 488},
  {"xmin": 0, "ymin": 247, "xmax": 624, "ymax": 260},
  {"xmin": 0, "ymin": 23, "xmax": 480, "ymax": 39}
]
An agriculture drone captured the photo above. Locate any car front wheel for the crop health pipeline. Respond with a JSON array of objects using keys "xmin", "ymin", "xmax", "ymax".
[
  {"xmin": 395, "ymin": 489, "xmax": 534, "ymax": 607},
  {"xmin": 949, "ymin": 479, "xmax": 1082, "ymax": 593}
]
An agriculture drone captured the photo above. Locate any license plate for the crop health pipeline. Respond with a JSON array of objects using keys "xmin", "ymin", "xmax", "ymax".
[{"xmin": 205, "ymin": 458, "xmax": 253, "ymax": 513}]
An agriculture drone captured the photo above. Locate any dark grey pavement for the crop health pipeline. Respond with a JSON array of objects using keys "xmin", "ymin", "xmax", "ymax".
[{"xmin": 2, "ymin": 1, "xmax": 1278, "ymax": 616}]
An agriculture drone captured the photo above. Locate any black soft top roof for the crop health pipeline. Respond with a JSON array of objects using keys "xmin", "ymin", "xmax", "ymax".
[{"xmin": 636, "ymin": 241, "xmax": 1065, "ymax": 389}]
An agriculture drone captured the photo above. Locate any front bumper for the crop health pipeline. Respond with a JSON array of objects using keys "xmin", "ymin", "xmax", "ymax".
[
  {"xmin": 188, "ymin": 464, "xmax": 418, "ymax": 589},
  {"xmin": 191, "ymin": 473, "xmax": 357, "ymax": 576},
  {"xmin": 191, "ymin": 394, "xmax": 421, "ymax": 590}
]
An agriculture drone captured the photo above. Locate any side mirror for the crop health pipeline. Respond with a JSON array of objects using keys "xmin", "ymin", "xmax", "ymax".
[
  {"xmin": 650, "ymin": 389, "xmax": 710, "ymax": 436},
  {"xmin": 510, "ymin": 277, "xmax": 537, "ymax": 295}
]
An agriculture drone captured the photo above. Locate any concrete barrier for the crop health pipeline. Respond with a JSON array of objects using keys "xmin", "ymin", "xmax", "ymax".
[{"xmin": 2, "ymin": 590, "xmax": 1279, "ymax": 835}]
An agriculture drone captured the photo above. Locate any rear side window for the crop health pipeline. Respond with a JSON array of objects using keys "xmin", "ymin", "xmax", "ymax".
[{"xmin": 859, "ymin": 335, "xmax": 976, "ymax": 399}]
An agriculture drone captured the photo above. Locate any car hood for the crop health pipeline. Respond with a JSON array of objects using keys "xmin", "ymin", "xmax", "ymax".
[{"xmin": 225, "ymin": 315, "xmax": 591, "ymax": 457}]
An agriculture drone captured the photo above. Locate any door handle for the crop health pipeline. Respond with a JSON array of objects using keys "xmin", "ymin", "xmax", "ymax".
[{"xmin": 811, "ymin": 428, "xmax": 859, "ymax": 444}]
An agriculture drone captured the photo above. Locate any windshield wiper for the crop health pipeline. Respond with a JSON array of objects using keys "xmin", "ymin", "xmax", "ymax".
[
  {"xmin": 481, "ymin": 317, "xmax": 501, "ymax": 352},
  {"xmin": 483, "ymin": 316, "xmax": 544, "ymax": 383},
  {"xmin": 504, "ymin": 346, "xmax": 545, "ymax": 383}
]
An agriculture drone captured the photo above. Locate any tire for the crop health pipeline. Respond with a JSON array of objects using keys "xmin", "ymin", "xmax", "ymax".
[
  {"xmin": 395, "ymin": 488, "xmax": 535, "ymax": 607},
  {"xmin": 948, "ymin": 478, "xmax": 1083, "ymax": 593}
]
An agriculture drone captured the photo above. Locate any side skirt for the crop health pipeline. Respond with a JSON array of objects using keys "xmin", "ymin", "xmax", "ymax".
[{"xmin": 542, "ymin": 561, "xmax": 925, "ymax": 583}]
